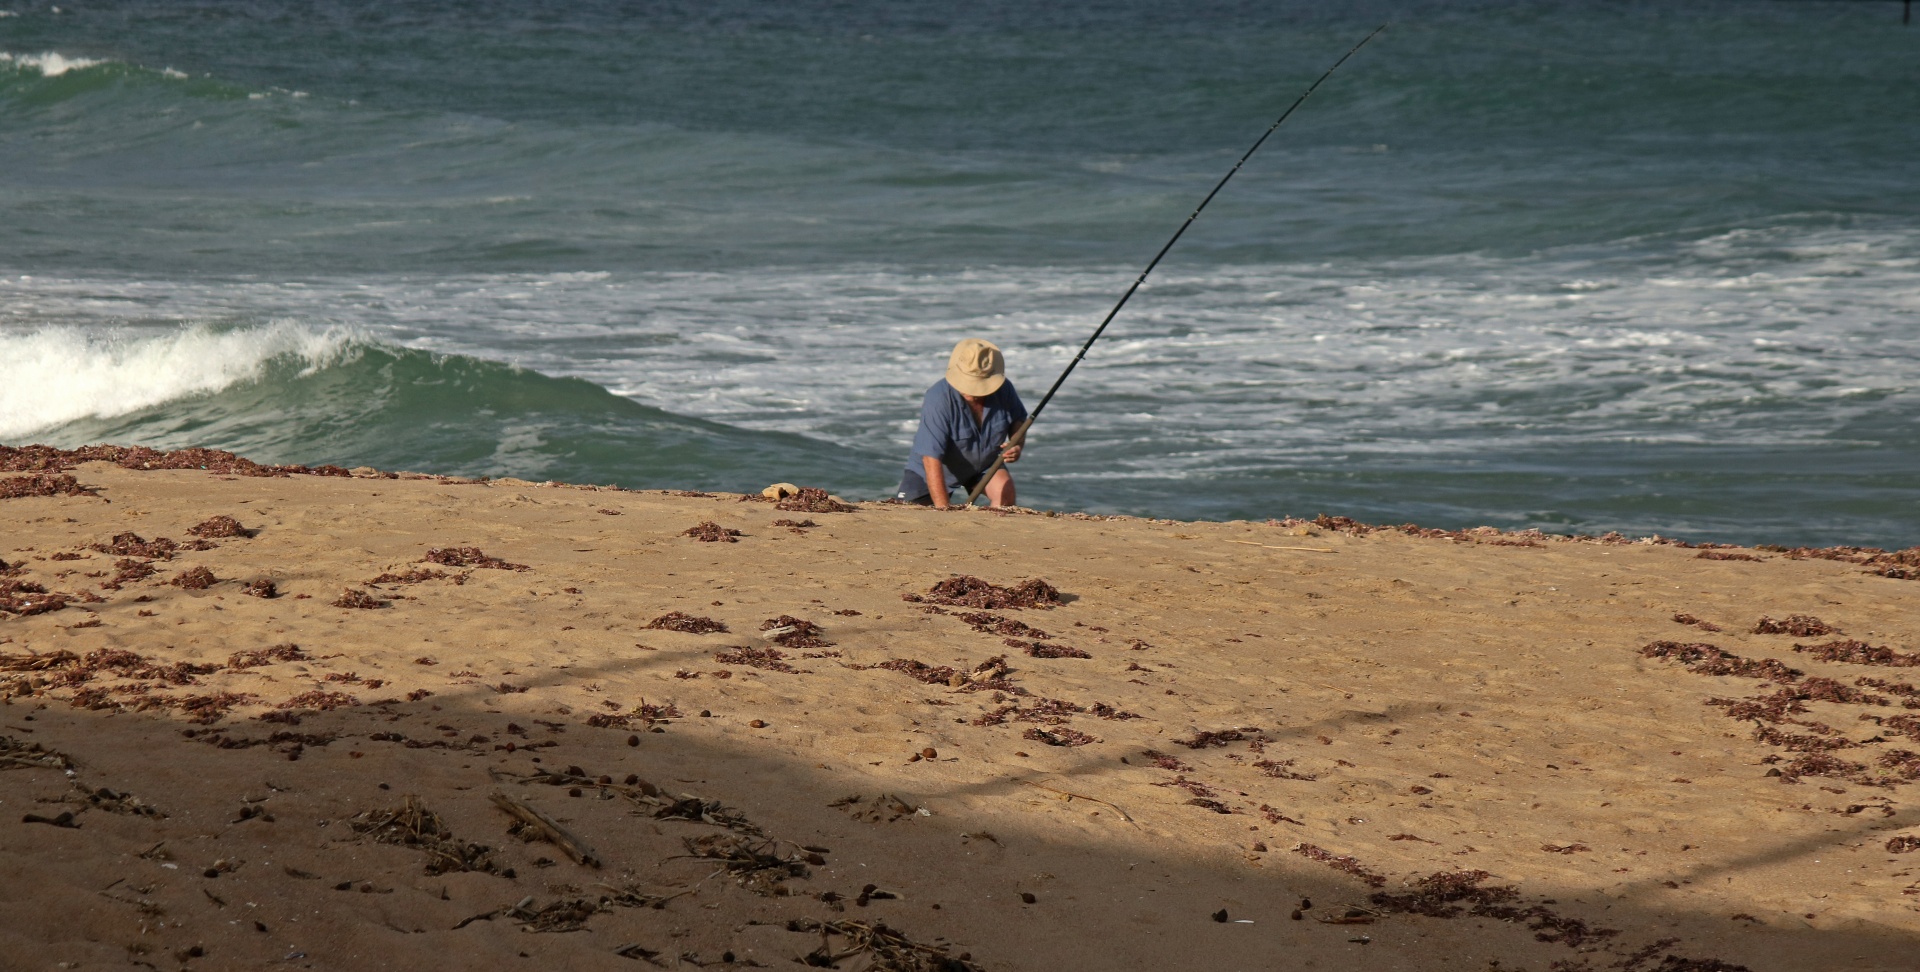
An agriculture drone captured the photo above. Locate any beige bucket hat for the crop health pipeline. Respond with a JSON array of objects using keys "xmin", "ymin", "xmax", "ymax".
[{"xmin": 945, "ymin": 338, "xmax": 1006, "ymax": 397}]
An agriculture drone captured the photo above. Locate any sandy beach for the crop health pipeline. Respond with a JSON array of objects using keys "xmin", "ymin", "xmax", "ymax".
[{"xmin": 2, "ymin": 447, "xmax": 1917, "ymax": 971}]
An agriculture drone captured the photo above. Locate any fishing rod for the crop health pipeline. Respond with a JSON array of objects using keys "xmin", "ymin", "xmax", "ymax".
[{"xmin": 964, "ymin": 24, "xmax": 1387, "ymax": 506}]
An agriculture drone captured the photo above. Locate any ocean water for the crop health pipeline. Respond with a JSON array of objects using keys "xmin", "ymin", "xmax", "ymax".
[{"xmin": 3, "ymin": 0, "xmax": 1917, "ymax": 546}]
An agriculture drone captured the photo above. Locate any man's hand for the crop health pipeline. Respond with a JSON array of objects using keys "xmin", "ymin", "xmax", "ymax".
[{"xmin": 1000, "ymin": 443, "xmax": 1022, "ymax": 463}]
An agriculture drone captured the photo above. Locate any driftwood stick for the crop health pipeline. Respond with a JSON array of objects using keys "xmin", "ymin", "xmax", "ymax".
[
  {"xmin": 451, "ymin": 908, "xmax": 500, "ymax": 930},
  {"xmin": 0, "ymin": 754, "xmax": 70, "ymax": 770},
  {"xmin": 488, "ymin": 790, "xmax": 602, "ymax": 868},
  {"xmin": 1019, "ymin": 779, "xmax": 1135, "ymax": 823}
]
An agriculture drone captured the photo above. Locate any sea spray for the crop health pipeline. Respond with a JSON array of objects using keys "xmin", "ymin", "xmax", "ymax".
[
  {"xmin": 0, "ymin": 51, "xmax": 103, "ymax": 77},
  {"xmin": 0, "ymin": 322, "xmax": 359, "ymax": 440}
]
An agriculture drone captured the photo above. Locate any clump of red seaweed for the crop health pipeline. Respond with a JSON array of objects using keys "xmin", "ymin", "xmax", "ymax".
[
  {"xmin": 972, "ymin": 697, "xmax": 1085, "ymax": 727},
  {"xmin": 872, "ymin": 659, "xmax": 961, "ymax": 685},
  {"xmin": 102, "ymin": 558, "xmax": 157, "ymax": 589},
  {"xmin": 241, "ymin": 579, "xmax": 278, "ymax": 599},
  {"xmin": 227, "ymin": 644, "xmax": 308, "ymax": 669},
  {"xmin": 714, "ymin": 645, "xmax": 805, "ymax": 674},
  {"xmin": 1541, "ymin": 843, "xmax": 1591, "ymax": 854},
  {"xmin": 331, "ymin": 588, "xmax": 389, "ymax": 609},
  {"xmin": 775, "ymin": 487, "xmax": 855, "ymax": 514},
  {"xmin": 1640, "ymin": 642, "xmax": 1800, "ymax": 683},
  {"xmin": 1253, "ymin": 758, "xmax": 1318, "ymax": 781},
  {"xmin": 1755, "ymin": 542, "xmax": 1920, "ymax": 577},
  {"xmin": 0, "ymin": 647, "xmax": 233, "ymax": 717},
  {"xmin": 423, "ymin": 547, "xmax": 528, "ymax": 570},
  {"xmin": 1154, "ymin": 775, "xmax": 1217, "ymax": 798},
  {"xmin": 1794, "ymin": 676, "xmax": 1887, "ymax": 705},
  {"xmin": 1175, "ymin": 728, "xmax": 1262, "ymax": 749},
  {"xmin": 639, "ymin": 701, "xmax": 682, "ymax": 723},
  {"xmin": 368, "ymin": 568, "xmax": 455, "ymax": 585},
  {"xmin": 1879, "ymin": 749, "xmax": 1920, "ymax": 781},
  {"xmin": 187, "ymin": 515, "xmax": 252, "ymax": 539},
  {"xmin": 0, "ymin": 649, "xmax": 77, "ymax": 672},
  {"xmin": 645, "ymin": 612, "xmax": 728, "ymax": 634},
  {"xmin": 1775, "ymin": 752, "xmax": 1868, "ymax": 783},
  {"xmin": 1650, "ymin": 635, "xmax": 1920, "ymax": 784},
  {"xmin": 682, "ymin": 522, "xmax": 742, "ymax": 543},
  {"xmin": 279, "ymin": 690, "xmax": 359, "ymax": 711},
  {"xmin": 170, "ymin": 566, "xmax": 217, "ymax": 590},
  {"xmin": 81, "ymin": 649, "xmax": 221, "ymax": 685},
  {"xmin": 1876, "ymin": 716, "xmax": 1920, "ymax": 741},
  {"xmin": 1753, "ymin": 615, "xmax": 1835, "ymax": 637},
  {"xmin": 904, "ymin": 575, "xmax": 1064, "ymax": 610},
  {"xmin": 92, "ymin": 533, "xmax": 178, "ymax": 560},
  {"xmin": 0, "ymin": 473, "xmax": 98, "ymax": 499},
  {"xmin": 760, "ymin": 615, "xmax": 832, "ymax": 649},
  {"xmin": 954, "ymin": 611, "xmax": 1049, "ymax": 639},
  {"xmin": 589, "ymin": 700, "xmax": 685, "ymax": 729},
  {"xmin": 1292, "ymin": 843, "xmax": 1388, "ymax": 888},
  {"xmin": 866, "ymin": 656, "xmax": 1025, "ymax": 695},
  {"xmin": 1753, "ymin": 724, "xmax": 1857, "ymax": 753},
  {"xmin": 0, "ymin": 444, "xmax": 354, "ymax": 479},
  {"xmin": 1368, "ymin": 869, "xmax": 1516, "ymax": 916},
  {"xmin": 1142, "ymin": 750, "xmax": 1193, "ymax": 772},
  {"xmin": 1672, "ymin": 613, "xmax": 1722, "ymax": 632},
  {"xmin": 0, "ymin": 580, "xmax": 68, "ymax": 616},
  {"xmin": 1022, "ymin": 726, "xmax": 1095, "ymax": 747},
  {"xmin": 1015, "ymin": 640, "xmax": 1090, "ymax": 659},
  {"xmin": 1794, "ymin": 640, "xmax": 1920, "ymax": 668},
  {"xmin": 1366, "ymin": 870, "xmax": 1623, "ymax": 950},
  {"xmin": 1710, "ymin": 689, "xmax": 1805, "ymax": 724},
  {"xmin": 1857, "ymin": 677, "xmax": 1920, "ymax": 704}
]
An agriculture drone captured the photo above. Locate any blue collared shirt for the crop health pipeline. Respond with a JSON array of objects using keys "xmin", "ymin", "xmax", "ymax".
[{"xmin": 905, "ymin": 378, "xmax": 1028, "ymax": 490}]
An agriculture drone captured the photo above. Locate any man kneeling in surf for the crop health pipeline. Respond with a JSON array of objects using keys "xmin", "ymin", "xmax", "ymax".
[{"xmin": 896, "ymin": 338, "xmax": 1027, "ymax": 510}]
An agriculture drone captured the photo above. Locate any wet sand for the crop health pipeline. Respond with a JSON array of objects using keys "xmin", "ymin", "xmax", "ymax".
[{"xmin": 3, "ymin": 451, "xmax": 1918, "ymax": 971}]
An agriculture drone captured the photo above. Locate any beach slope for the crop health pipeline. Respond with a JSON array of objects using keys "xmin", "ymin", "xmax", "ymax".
[{"xmin": 2, "ymin": 453, "xmax": 1917, "ymax": 971}]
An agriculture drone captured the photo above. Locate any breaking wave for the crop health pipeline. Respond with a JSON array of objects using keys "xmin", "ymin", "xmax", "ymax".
[
  {"xmin": 3, "ymin": 322, "xmax": 878, "ymax": 493},
  {"xmin": 0, "ymin": 322, "xmax": 357, "ymax": 440}
]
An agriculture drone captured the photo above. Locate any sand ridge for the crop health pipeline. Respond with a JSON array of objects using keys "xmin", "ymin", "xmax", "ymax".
[{"xmin": 2, "ymin": 455, "xmax": 1918, "ymax": 970}]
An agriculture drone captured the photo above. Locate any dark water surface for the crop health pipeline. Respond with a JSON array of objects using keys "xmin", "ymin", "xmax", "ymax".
[{"xmin": 4, "ymin": 1, "xmax": 1917, "ymax": 545}]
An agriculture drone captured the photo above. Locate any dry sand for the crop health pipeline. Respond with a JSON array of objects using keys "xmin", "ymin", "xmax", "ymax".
[{"xmin": 3, "ymin": 451, "xmax": 1919, "ymax": 972}]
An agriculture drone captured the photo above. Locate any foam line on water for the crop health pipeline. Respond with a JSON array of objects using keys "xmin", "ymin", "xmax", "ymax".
[
  {"xmin": 0, "ymin": 321, "xmax": 359, "ymax": 439},
  {"xmin": 0, "ymin": 51, "xmax": 104, "ymax": 76},
  {"xmin": 3, "ymin": 220, "xmax": 1915, "ymax": 466}
]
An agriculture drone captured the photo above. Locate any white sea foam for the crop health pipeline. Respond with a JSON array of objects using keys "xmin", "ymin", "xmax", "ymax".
[
  {"xmin": 0, "ymin": 51, "xmax": 103, "ymax": 77},
  {"xmin": 3, "ymin": 222, "xmax": 1916, "ymax": 474},
  {"xmin": 0, "ymin": 321, "xmax": 358, "ymax": 439}
]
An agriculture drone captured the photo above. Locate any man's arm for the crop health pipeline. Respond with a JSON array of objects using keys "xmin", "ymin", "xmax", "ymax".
[
  {"xmin": 1000, "ymin": 382, "xmax": 1028, "ymax": 464},
  {"xmin": 922, "ymin": 455, "xmax": 950, "ymax": 510}
]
